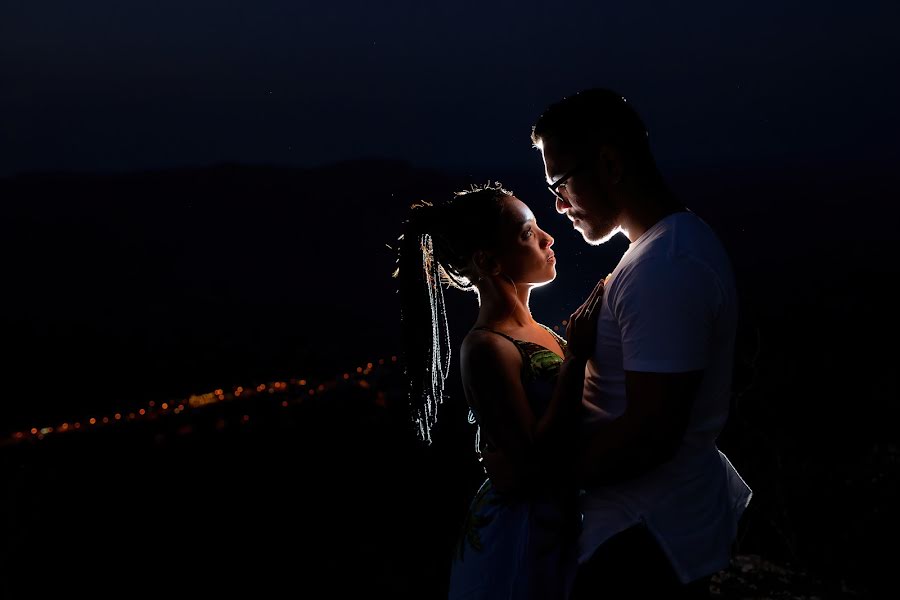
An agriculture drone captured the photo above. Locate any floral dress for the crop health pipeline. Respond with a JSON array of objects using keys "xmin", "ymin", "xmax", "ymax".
[{"xmin": 448, "ymin": 326, "xmax": 579, "ymax": 600}]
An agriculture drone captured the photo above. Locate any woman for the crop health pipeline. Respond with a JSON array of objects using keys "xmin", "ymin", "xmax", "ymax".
[{"xmin": 394, "ymin": 183, "xmax": 604, "ymax": 599}]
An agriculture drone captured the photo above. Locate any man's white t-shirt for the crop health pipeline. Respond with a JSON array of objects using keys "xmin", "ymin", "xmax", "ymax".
[{"xmin": 579, "ymin": 211, "xmax": 752, "ymax": 583}]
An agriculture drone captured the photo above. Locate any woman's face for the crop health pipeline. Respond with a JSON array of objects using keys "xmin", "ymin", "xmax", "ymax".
[{"xmin": 494, "ymin": 196, "xmax": 556, "ymax": 286}]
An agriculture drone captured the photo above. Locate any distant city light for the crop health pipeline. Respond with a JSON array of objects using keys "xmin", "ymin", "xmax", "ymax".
[{"xmin": 4, "ymin": 347, "xmax": 402, "ymax": 445}]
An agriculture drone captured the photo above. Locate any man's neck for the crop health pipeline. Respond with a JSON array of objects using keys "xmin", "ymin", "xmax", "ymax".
[{"xmin": 619, "ymin": 185, "xmax": 685, "ymax": 242}]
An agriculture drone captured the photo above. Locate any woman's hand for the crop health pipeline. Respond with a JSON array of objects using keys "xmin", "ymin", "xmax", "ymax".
[{"xmin": 565, "ymin": 278, "xmax": 605, "ymax": 361}]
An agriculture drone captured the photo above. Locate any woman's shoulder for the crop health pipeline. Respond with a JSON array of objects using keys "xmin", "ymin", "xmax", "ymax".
[
  {"xmin": 463, "ymin": 327, "xmax": 516, "ymax": 351},
  {"xmin": 460, "ymin": 329, "xmax": 527, "ymax": 394},
  {"xmin": 462, "ymin": 328, "xmax": 523, "ymax": 366}
]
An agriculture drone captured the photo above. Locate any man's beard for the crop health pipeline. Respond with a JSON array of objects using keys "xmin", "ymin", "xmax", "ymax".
[{"xmin": 580, "ymin": 217, "xmax": 623, "ymax": 246}]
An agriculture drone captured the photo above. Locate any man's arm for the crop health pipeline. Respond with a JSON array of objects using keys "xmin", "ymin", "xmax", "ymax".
[
  {"xmin": 579, "ymin": 253, "xmax": 719, "ymax": 486},
  {"xmin": 577, "ymin": 369, "xmax": 702, "ymax": 486}
]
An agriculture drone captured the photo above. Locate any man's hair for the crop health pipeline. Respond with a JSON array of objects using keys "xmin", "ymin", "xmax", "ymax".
[{"xmin": 531, "ymin": 88, "xmax": 652, "ymax": 163}]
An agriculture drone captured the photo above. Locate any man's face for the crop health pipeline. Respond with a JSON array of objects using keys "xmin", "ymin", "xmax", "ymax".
[{"xmin": 539, "ymin": 137, "xmax": 624, "ymax": 246}]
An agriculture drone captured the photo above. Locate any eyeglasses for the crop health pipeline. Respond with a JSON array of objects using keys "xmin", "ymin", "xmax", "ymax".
[{"xmin": 547, "ymin": 163, "xmax": 586, "ymax": 202}]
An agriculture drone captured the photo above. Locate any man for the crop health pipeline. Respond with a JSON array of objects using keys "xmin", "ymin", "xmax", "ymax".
[{"xmin": 532, "ymin": 89, "xmax": 752, "ymax": 598}]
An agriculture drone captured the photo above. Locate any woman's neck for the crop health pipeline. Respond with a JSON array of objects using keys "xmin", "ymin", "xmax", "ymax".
[{"xmin": 474, "ymin": 279, "xmax": 534, "ymax": 330}]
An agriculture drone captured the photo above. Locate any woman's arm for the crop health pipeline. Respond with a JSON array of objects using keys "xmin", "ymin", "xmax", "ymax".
[
  {"xmin": 470, "ymin": 279, "xmax": 605, "ymax": 493},
  {"xmin": 461, "ymin": 333, "xmax": 538, "ymax": 466}
]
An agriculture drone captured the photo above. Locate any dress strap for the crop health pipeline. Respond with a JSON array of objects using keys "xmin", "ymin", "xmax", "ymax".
[
  {"xmin": 471, "ymin": 327, "xmax": 530, "ymax": 367},
  {"xmin": 472, "ymin": 326, "xmax": 516, "ymax": 343}
]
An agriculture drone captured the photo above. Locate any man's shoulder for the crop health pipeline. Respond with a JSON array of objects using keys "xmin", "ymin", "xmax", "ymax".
[
  {"xmin": 646, "ymin": 211, "xmax": 721, "ymax": 249},
  {"xmin": 638, "ymin": 213, "xmax": 731, "ymax": 275},
  {"xmin": 609, "ymin": 212, "xmax": 731, "ymax": 290},
  {"xmin": 613, "ymin": 234, "xmax": 733, "ymax": 302},
  {"xmin": 670, "ymin": 211, "xmax": 729, "ymax": 255}
]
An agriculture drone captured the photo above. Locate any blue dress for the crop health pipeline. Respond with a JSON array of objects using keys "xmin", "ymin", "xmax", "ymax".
[{"xmin": 448, "ymin": 327, "xmax": 579, "ymax": 600}]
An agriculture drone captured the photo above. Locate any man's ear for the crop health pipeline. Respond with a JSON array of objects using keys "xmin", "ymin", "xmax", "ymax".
[{"xmin": 598, "ymin": 145, "xmax": 625, "ymax": 185}]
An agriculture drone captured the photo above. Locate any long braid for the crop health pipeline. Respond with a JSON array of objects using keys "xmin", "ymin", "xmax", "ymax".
[
  {"xmin": 395, "ymin": 203, "xmax": 452, "ymax": 443},
  {"xmin": 420, "ymin": 231, "xmax": 452, "ymax": 442}
]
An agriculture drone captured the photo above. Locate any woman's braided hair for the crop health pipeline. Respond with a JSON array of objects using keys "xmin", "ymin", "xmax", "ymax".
[{"xmin": 393, "ymin": 182, "xmax": 513, "ymax": 443}]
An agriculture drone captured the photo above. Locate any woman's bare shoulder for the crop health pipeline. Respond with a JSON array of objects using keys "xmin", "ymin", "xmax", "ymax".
[{"xmin": 462, "ymin": 328, "xmax": 516, "ymax": 357}]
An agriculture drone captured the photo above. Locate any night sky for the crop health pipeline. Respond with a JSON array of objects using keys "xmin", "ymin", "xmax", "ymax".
[{"xmin": 3, "ymin": 0, "xmax": 898, "ymax": 176}]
